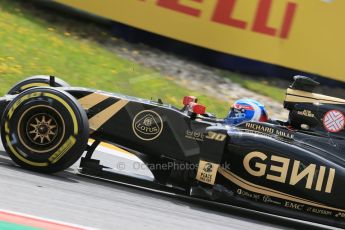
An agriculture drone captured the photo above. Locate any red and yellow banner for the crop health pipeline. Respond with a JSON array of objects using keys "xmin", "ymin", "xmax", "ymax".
[{"xmin": 54, "ymin": 0, "xmax": 345, "ymax": 82}]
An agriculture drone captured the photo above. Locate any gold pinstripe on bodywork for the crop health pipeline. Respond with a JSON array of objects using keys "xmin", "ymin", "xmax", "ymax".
[
  {"xmin": 218, "ymin": 168, "xmax": 345, "ymax": 213},
  {"xmin": 78, "ymin": 93, "xmax": 129, "ymax": 132},
  {"xmin": 78, "ymin": 92, "xmax": 110, "ymax": 110},
  {"xmin": 88, "ymin": 99, "xmax": 129, "ymax": 132},
  {"xmin": 285, "ymin": 88, "xmax": 345, "ymax": 104}
]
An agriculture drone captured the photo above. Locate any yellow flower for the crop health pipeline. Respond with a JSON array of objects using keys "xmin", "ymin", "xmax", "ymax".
[
  {"xmin": 48, "ymin": 28, "xmax": 54, "ymax": 32},
  {"xmin": 64, "ymin": 32, "xmax": 71, "ymax": 36},
  {"xmin": 11, "ymin": 67, "xmax": 22, "ymax": 74},
  {"xmin": 0, "ymin": 64, "xmax": 8, "ymax": 73},
  {"xmin": 49, "ymin": 36, "xmax": 63, "ymax": 46}
]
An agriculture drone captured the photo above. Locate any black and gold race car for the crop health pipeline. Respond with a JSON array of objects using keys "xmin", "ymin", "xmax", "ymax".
[{"xmin": 1, "ymin": 75, "xmax": 345, "ymax": 228}]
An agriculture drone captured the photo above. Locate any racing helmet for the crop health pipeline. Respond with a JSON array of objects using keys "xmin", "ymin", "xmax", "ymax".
[{"xmin": 225, "ymin": 99, "xmax": 268, "ymax": 125}]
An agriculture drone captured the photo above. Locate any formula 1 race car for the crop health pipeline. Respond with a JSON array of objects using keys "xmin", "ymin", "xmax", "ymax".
[{"xmin": 1, "ymin": 75, "xmax": 345, "ymax": 228}]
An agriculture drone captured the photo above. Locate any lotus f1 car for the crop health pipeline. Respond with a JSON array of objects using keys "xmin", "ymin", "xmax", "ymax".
[{"xmin": 1, "ymin": 75, "xmax": 345, "ymax": 228}]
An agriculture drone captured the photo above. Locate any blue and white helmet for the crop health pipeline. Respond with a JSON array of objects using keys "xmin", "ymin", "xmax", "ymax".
[{"xmin": 224, "ymin": 99, "xmax": 268, "ymax": 125}]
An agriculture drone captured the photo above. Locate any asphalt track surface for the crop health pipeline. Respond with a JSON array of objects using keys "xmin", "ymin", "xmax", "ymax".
[{"xmin": 0, "ymin": 143, "xmax": 338, "ymax": 230}]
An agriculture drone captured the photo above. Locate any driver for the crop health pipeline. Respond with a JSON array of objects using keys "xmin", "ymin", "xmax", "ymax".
[{"xmin": 224, "ymin": 98, "xmax": 268, "ymax": 125}]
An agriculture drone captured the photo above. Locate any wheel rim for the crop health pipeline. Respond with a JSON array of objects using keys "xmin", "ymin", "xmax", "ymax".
[
  {"xmin": 17, "ymin": 105, "xmax": 66, "ymax": 154},
  {"xmin": 27, "ymin": 113, "xmax": 58, "ymax": 146}
]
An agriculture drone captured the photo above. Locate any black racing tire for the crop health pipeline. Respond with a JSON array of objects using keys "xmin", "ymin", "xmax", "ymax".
[
  {"xmin": 8, "ymin": 75, "xmax": 70, "ymax": 95},
  {"xmin": 1, "ymin": 87, "xmax": 89, "ymax": 173}
]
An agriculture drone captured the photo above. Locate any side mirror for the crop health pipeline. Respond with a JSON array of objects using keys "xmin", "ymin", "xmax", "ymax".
[{"xmin": 183, "ymin": 96, "xmax": 198, "ymax": 106}]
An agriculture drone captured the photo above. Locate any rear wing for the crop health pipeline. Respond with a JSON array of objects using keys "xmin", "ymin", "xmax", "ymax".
[
  {"xmin": 285, "ymin": 76, "xmax": 345, "ymax": 108},
  {"xmin": 284, "ymin": 76, "xmax": 345, "ymax": 137}
]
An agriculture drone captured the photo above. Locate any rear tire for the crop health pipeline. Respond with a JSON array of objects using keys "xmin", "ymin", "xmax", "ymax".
[
  {"xmin": 8, "ymin": 75, "xmax": 70, "ymax": 95},
  {"xmin": 1, "ymin": 87, "xmax": 89, "ymax": 173}
]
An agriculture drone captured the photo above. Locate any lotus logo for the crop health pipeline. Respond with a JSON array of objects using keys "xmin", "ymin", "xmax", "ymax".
[
  {"xmin": 132, "ymin": 110, "xmax": 163, "ymax": 141},
  {"xmin": 143, "ymin": 117, "xmax": 153, "ymax": 127}
]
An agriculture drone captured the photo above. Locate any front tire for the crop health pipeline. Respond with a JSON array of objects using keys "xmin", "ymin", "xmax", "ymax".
[
  {"xmin": 1, "ymin": 87, "xmax": 89, "ymax": 173},
  {"xmin": 8, "ymin": 75, "xmax": 70, "ymax": 95}
]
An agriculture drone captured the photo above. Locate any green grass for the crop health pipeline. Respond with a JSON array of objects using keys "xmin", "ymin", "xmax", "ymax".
[
  {"xmin": 0, "ymin": 0, "xmax": 285, "ymax": 118},
  {"xmin": 218, "ymin": 71, "xmax": 286, "ymax": 102},
  {"xmin": 0, "ymin": 0, "xmax": 231, "ymax": 116}
]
